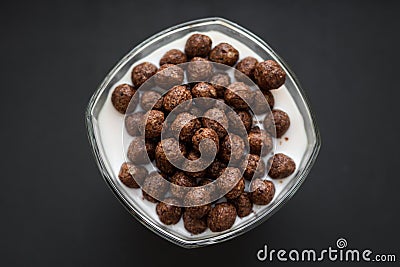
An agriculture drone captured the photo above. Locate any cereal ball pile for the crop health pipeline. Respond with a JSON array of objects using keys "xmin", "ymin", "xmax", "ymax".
[{"xmin": 110, "ymin": 33, "xmax": 297, "ymax": 235}]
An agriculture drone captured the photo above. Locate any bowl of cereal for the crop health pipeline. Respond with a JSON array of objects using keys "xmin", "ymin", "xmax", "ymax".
[{"xmin": 85, "ymin": 17, "xmax": 320, "ymax": 248}]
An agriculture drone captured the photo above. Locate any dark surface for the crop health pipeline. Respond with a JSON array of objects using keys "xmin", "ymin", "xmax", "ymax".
[{"xmin": 1, "ymin": 0, "xmax": 399, "ymax": 266}]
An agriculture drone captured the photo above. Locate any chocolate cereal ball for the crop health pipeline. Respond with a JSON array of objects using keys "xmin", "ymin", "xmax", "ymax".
[
  {"xmin": 241, "ymin": 154, "xmax": 266, "ymax": 181},
  {"xmin": 185, "ymin": 34, "xmax": 212, "ymax": 58},
  {"xmin": 111, "ymin": 84, "xmax": 137, "ymax": 114},
  {"xmin": 143, "ymin": 110, "xmax": 164, "ymax": 139},
  {"xmin": 127, "ymin": 137, "xmax": 154, "ymax": 164},
  {"xmin": 207, "ymin": 202, "xmax": 237, "ymax": 232},
  {"xmin": 154, "ymin": 64, "xmax": 184, "ymax": 89},
  {"xmin": 156, "ymin": 198, "xmax": 182, "ymax": 225},
  {"xmin": 125, "ymin": 112, "xmax": 144, "ymax": 136},
  {"xmin": 163, "ymin": 85, "xmax": 192, "ymax": 112},
  {"xmin": 268, "ymin": 153, "xmax": 296, "ymax": 179},
  {"xmin": 192, "ymin": 128, "xmax": 219, "ymax": 155},
  {"xmin": 248, "ymin": 127, "xmax": 273, "ymax": 157},
  {"xmin": 131, "ymin": 62, "xmax": 158, "ymax": 88},
  {"xmin": 210, "ymin": 73, "xmax": 231, "ymax": 98},
  {"xmin": 229, "ymin": 192, "xmax": 253, "ymax": 218},
  {"xmin": 250, "ymin": 179, "xmax": 275, "ymax": 205},
  {"xmin": 217, "ymin": 167, "xmax": 245, "ymax": 199},
  {"xmin": 170, "ymin": 112, "xmax": 201, "ymax": 143},
  {"xmin": 254, "ymin": 60, "xmax": 286, "ymax": 90},
  {"xmin": 155, "ymin": 138, "xmax": 186, "ymax": 175},
  {"xmin": 118, "ymin": 162, "xmax": 148, "ymax": 188},
  {"xmin": 191, "ymin": 82, "xmax": 218, "ymax": 106},
  {"xmin": 140, "ymin": 90, "xmax": 163, "ymax": 111},
  {"xmin": 224, "ymin": 82, "xmax": 253, "ymax": 110},
  {"xmin": 263, "ymin": 109, "xmax": 291, "ymax": 138},
  {"xmin": 187, "ymin": 57, "xmax": 213, "ymax": 81},
  {"xmin": 235, "ymin": 56, "xmax": 258, "ymax": 80},
  {"xmin": 218, "ymin": 134, "xmax": 245, "ymax": 164},
  {"xmin": 209, "ymin": 43, "xmax": 239, "ymax": 66},
  {"xmin": 184, "ymin": 187, "xmax": 212, "ymax": 219},
  {"xmin": 202, "ymin": 108, "xmax": 229, "ymax": 139},
  {"xmin": 227, "ymin": 110, "xmax": 253, "ymax": 133},
  {"xmin": 207, "ymin": 160, "xmax": 227, "ymax": 179},
  {"xmin": 252, "ymin": 90, "xmax": 275, "ymax": 114},
  {"xmin": 159, "ymin": 49, "xmax": 187, "ymax": 65},
  {"xmin": 142, "ymin": 171, "xmax": 169, "ymax": 203},
  {"xmin": 183, "ymin": 211, "xmax": 207, "ymax": 235},
  {"xmin": 170, "ymin": 171, "xmax": 197, "ymax": 200}
]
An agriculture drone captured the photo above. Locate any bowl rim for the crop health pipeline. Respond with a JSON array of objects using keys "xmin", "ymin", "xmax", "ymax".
[{"xmin": 85, "ymin": 17, "xmax": 321, "ymax": 248}]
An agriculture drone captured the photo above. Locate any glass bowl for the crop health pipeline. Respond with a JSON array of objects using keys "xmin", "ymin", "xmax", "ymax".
[{"xmin": 85, "ymin": 17, "xmax": 321, "ymax": 248}]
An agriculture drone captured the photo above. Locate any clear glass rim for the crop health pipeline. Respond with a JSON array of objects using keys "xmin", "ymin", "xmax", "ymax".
[{"xmin": 85, "ymin": 17, "xmax": 321, "ymax": 248}]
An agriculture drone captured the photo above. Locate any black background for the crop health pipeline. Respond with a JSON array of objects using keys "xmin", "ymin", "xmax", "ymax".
[{"xmin": 1, "ymin": 1, "xmax": 399, "ymax": 266}]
